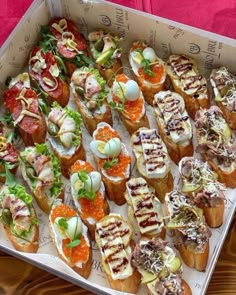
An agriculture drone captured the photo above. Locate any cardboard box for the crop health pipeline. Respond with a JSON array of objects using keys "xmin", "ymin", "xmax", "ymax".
[{"xmin": 0, "ymin": 1, "xmax": 235, "ymax": 294}]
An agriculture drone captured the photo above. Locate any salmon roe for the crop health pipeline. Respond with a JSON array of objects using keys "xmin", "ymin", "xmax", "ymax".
[
  {"xmin": 95, "ymin": 126, "xmax": 120, "ymax": 142},
  {"xmin": 79, "ymin": 192, "xmax": 105, "ymax": 221},
  {"xmin": 99, "ymin": 154, "xmax": 131, "ymax": 178},
  {"xmin": 116, "ymin": 73, "xmax": 129, "ymax": 83},
  {"xmin": 138, "ymin": 63, "xmax": 165, "ymax": 83},
  {"xmin": 51, "ymin": 204, "xmax": 77, "ymax": 223},
  {"xmin": 124, "ymin": 98, "xmax": 143, "ymax": 122},
  {"xmin": 62, "ymin": 237, "xmax": 89, "ymax": 264},
  {"xmin": 131, "ymin": 42, "xmax": 146, "ymax": 51},
  {"xmin": 70, "ymin": 160, "xmax": 93, "ymax": 174}
]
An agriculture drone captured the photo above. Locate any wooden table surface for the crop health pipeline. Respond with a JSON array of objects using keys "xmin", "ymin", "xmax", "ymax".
[{"xmin": 0, "ymin": 216, "xmax": 235, "ymax": 295}]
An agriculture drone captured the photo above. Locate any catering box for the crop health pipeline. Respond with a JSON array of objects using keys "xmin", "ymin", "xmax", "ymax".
[{"xmin": 0, "ymin": 1, "xmax": 235, "ymax": 295}]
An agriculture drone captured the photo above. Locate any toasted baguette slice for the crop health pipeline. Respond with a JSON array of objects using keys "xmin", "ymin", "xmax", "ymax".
[
  {"xmin": 129, "ymin": 41, "xmax": 166, "ymax": 105},
  {"xmin": 165, "ymin": 191, "xmax": 211, "ymax": 271},
  {"xmin": 147, "ymin": 277, "xmax": 192, "ymax": 295},
  {"xmin": 153, "ymin": 91, "xmax": 193, "ymax": 164},
  {"xmin": 88, "ymin": 30, "xmax": 123, "ymax": 86},
  {"xmin": 0, "ymin": 185, "xmax": 39, "ymax": 253},
  {"xmin": 108, "ymin": 73, "xmax": 150, "ymax": 135},
  {"xmin": 20, "ymin": 144, "xmax": 64, "ymax": 214},
  {"xmin": 165, "ymin": 54, "xmax": 210, "ymax": 119},
  {"xmin": 47, "ymin": 103, "xmax": 85, "ymax": 178},
  {"xmin": 49, "ymin": 203, "xmax": 92, "ymax": 278},
  {"xmin": 70, "ymin": 160, "xmax": 110, "ymax": 240},
  {"xmin": 132, "ymin": 237, "xmax": 188, "ymax": 293},
  {"xmin": 95, "ymin": 214, "xmax": 141, "ymax": 293},
  {"xmin": 71, "ymin": 67, "xmax": 112, "ymax": 135},
  {"xmin": 125, "ymin": 177, "xmax": 165, "ymax": 239},
  {"xmin": 201, "ymin": 198, "xmax": 225, "ymax": 228},
  {"xmin": 131, "ymin": 128, "xmax": 173, "ymax": 203},
  {"xmin": 175, "ymin": 231, "xmax": 210, "ymax": 271},
  {"xmin": 4, "ymin": 73, "xmax": 47, "ymax": 146},
  {"xmin": 195, "ymin": 106, "xmax": 236, "ymax": 188},
  {"xmin": 210, "ymin": 67, "xmax": 236, "ymax": 129},
  {"xmin": 29, "ymin": 46, "xmax": 70, "ymax": 107},
  {"xmin": 90, "ymin": 122, "xmax": 131, "ymax": 205}
]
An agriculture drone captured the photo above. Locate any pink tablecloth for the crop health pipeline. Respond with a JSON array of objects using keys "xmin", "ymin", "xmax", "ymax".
[{"xmin": 0, "ymin": 0, "xmax": 235, "ymax": 47}]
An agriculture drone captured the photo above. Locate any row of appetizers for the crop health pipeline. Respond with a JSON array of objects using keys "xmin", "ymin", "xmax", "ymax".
[
  {"xmin": 0, "ymin": 157, "xmax": 224, "ymax": 294},
  {"xmin": 2, "ymin": 66, "xmax": 236, "ymax": 190}
]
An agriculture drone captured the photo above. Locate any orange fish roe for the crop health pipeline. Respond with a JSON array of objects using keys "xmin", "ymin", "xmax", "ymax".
[
  {"xmin": 62, "ymin": 236, "xmax": 89, "ymax": 264},
  {"xmin": 79, "ymin": 192, "xmax": 105, "ymax": 221},
  {"xmin": 116, "ymin": 74, "xmax": 129, "ymax": 83},
  {"xmin": 138, "ymin": 63, "xmax": 165, "ymax": 83},
  {"xmin": 95, "ymin": 125, "xmax": 120, "ymax": 142},
  {"xmin": 124, "ymin": 98, "xmax": 143, "ymax": 122},
  {"xmin": 99, "ymin": 153, "xmax": 131, "ymax": 178},
  {"xmin": 131, "ymin": 42, "xmax": 146, "ymax": 51},
  {"xmin": 51, "ymin": 204, "xmax": 77, "ymax": 223},
  {"xmin": 70, "ymin": 160, "xmax": 93, "ymax": 174}
]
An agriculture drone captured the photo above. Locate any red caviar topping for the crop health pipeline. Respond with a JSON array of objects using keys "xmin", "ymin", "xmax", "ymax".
[
  {"xmin": 79, "ymin": 192, "xmax": 105, "ymax": 221},
  {"xmin": 51, "ymin": 204, "xmax": 77, "ymax": 223},
  {"xmin": 70, "ymin": 160, "xmax": 94, "ymax": 174},
  {"xmin": 95, "ymin": 126, "xmax": 120, "ymax": 142},
  {"xmin": 99, "ymin": 154, "xmax": 131, "ymax": 178},
  {"xmin": 138, "ymin": 63, "xmax": 165, "ymax": 83},
  {"xmin": 62, "ymin": 237, "xmax": 89, "ymax": 264}
]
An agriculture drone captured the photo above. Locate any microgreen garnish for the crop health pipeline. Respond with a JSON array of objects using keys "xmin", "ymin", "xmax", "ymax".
[
  {"xmin": 77, "ymin": 171, "xmax": 96, "ymax": 201},
  {"xmin": 103, "ymin": 158, "xmax": 118, "ymax": 169},
  {"xmin": 135, "ymin": 48, "xmax": 155, "ymax": 77},
  {"xmin": 66, "ymin": 234, "xmax": 82, "ymax": 248},
  {"xmin": 57, "ymin": 217, "xmax": 68, "ymax": 230}
]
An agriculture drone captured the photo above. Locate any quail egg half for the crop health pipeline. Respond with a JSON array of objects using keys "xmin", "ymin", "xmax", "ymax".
[{"xmin": 90, "ymin": 137, "xmax": 121, "ymax": 158}]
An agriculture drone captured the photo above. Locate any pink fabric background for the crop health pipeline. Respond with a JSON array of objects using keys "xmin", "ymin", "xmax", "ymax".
[{"xmin": 0, "ymin": 0, "xmax": 235, "ymax": 47}]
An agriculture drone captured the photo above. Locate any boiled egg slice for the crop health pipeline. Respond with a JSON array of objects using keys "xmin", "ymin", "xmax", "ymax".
[
  {"xmin": 142, "ymin": 47, "xmax": 157, "ymax": 63},
  {"xmin": 84, "ymin": 171, "xmax": 101, "ymax": 192},
  {"xmin": 104, "ymin": 137, "xmax": 121, "ymax": 158},
  {"xmin": 65, "ymin": 216, "xmax": 82, "ymax": 240},
  {"xmin": 112, "ymin": 81, "xmax": 126, "ymax": 100},
  {"xmin": 131, "ymin": 51, "xmax": 143, "ymax": 65},
  {"xmin": 125, "ymin": 80, "xmax": 140, "ymax": 101},
  {"xmin": 90, "ymin": 140, "xmax": 107, "ymax": 159}
]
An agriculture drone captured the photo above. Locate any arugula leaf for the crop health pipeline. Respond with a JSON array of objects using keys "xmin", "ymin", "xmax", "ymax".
[
  {"xmin": 103, "ymin": 158, "xmax": 118, "ymax": 169},
  {"xmin": 38, "ymin": 98, "xmax": 49, "ymax": 115}
]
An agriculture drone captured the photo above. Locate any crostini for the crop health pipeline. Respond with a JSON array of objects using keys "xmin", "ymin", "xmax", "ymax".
[
  {"xmin": 70, "ymin": 160, "xmax": 110, "ymax": 240},
  {"xmin": 129, "ymin": 41, "xmax": 166, "ymax": 105},
  {"xmin": 0, "ymin": 126, "xmax": 19, "ymax": 184},
  {"xmin": 210, "ymin": 66, "xmax": 236, "ymax": 129},
  {"xmin": 0, "ymin": 185, "xmax": 39, "ymax": 253},
  {"xmin": 131, "ymin": 237, "xmax": 192, "ymax": 295},
  {"xmin": 131, "ymin": 127, "xmax": 173, "ymax": 203},
  {"xmin": 29, "ymin": 45, "xmax": 70, "ymax": 107},
  {"xmin": 71, "ymin": 67, "xmax": 112, "ymax": 135},
  {"xmin": 45, "ymin": 17, "xmax": 91, "ymax": 77},
  {"xmin": 165, "ymin": 191, "xmax": 211, "ymax": 271},
  {"xmin": 125, "ymin": 177, "xmax": 165, "ymax": 239},
  {"xmin": 88, "ymin": 30, "xmax": 123, "ymax": 86},
  {"xmin": 95, "ymin": 214, "xmax": 141, "ymax": 293},
  {"xmin": 90, "ymin": 122, "xmax": 131, "ymax": 205},
  {"xmin": 165, "ymin": 54, "xmax": 210, "ymax": 119},
  {"xmin": 47, "ymin": 102, "xmax": 85, "ymax": 178},
  {"xmin": 108, "ymin": 73, "xmax": 149, "ymax": 134},
  {"xmin": 4, "ymin": 73, "xmax": 47, "ymax": 146},
  {"xmin": 20, "ymin": 143, "xmax": 64, "ymax": 214},
  {"xmin": 195, "ymin": 106, "xmax": 236, "ymax": 188},
  {"xmin": 153, "ymin": 90, "xmax": 193, "ymax": 164},
  {"xmin": 179, "ymin": 157, "xmax": 226, "ymax": 228},
  {"xmin": 49, "ymin": 202, "xmax": 92, "ymax": 278}
]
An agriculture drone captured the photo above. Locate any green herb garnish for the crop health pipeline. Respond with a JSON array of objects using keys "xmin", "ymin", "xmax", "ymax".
[{"xmin": 103, "ymin": 158, "xmax": 118, "ymax": 169}]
